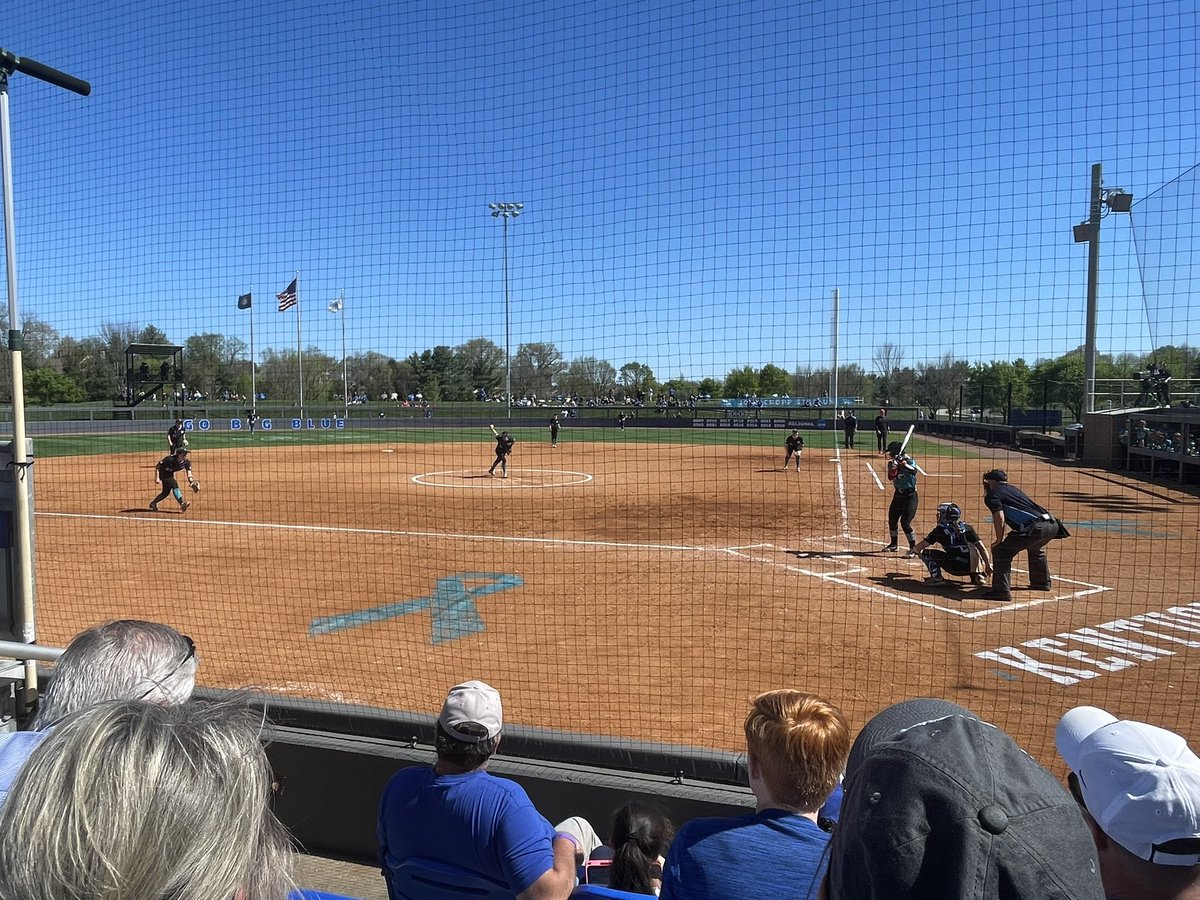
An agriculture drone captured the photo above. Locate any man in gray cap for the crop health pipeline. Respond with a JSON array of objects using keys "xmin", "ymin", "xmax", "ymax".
[
  {"xmin": 820, "ymin": 698, "xmax": 1105, "ymax": 900},
  {"xmin": 377, "ymin": 679, "xmax": 578, "ymax": 900},
  {"xmin": 1057, "ymin": 706, "xmax": 1200, "ymax": 899}
]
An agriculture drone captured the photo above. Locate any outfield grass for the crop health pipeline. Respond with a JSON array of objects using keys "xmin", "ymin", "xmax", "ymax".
[{"xmin": 32, "ymin": 425, "xmax": 974, "ymax": 460}]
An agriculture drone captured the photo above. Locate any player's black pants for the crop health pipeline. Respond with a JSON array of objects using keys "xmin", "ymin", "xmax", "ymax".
[
  {"xmin": 876, "ymin": 432, "xmax": 888, "ymax": 452},
  {"xmin": 991, "ymin": 519, "xmax": 1058, "ymax": 596},
  {"xmin": 151, "ymin": 476, "xmax": 180, "ymax": 506},
  {"xmin": 921, "ymin": 549, "xmax": 970, "ymax": 579},
  {"xmin": 888, "ymin": 490, "xmax": 918, "ymax": 545},
  {"xmin": 489, "ymin": 453, "xmax": 508, "ymax": 475},
  {"xmin": 844, "ymin": 430, "xmax": 855, "ymax": 449}
]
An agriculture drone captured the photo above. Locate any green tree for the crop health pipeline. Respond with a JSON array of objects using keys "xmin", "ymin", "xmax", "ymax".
[
  {"xmin": 455, "ymin": 338, "xmax": 505, "ymax": 399},
  {"xmin": 696, "ymin": 377, "xmax": 721, "ymax": 399},
  {"xmin": 758, "ymin": 364, "xmax": 790, "ymax": 396},
  {"xmin": 345, "ymin": 351, "xmax": 395, "ymax": 400},
  {"xmin": 1032, "ymin": 352, "xmax": 1085, "ymax": 421},
  {"xmin": 724, "ymin": 365, "xmax": 759, "ymax": 397},
  {"xmin": 184, "ymin": 333, "xmax": 247, "ymax": 399},
  {"xmin": 405, "ymin": 346, "xmax": 461, "ymax": 401},
  {"xmin": 25, "ymin": 367, "xmax": 85, "ymax": 405},
  {"xmin": 561, "ymin": 356, "xmax": 617, "ymax": 399},
  {"xmin": 915, "ymin": 354, "xmax": 971, "ymax": 417},
  {"xmin": 618, "ymin": 362, "xmax": 656, "ymax": 398},
  {"xmin": 511, "ymin": 342, "xmax": 564, "ymax": 400},
  {"xmin": 258, "ymin": 347, "xmax": 337, "ymax": 405}
]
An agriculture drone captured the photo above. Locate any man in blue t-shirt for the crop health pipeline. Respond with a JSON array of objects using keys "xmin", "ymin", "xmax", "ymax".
[
  {"xmin": 377, "ymin": 680, "xmax": 577, "ymax": 900},
  {"xmin": 660, "ymin": 690, "xmax": 850, "ymax": 900},
  {"xmin": 980, "ymin": 469, "xmax": 1069, "ymax": 602}
]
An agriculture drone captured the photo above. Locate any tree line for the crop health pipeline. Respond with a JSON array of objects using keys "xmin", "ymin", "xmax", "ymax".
[{"xmin": 3, "ymin": 315, "xmax": 1195, "ymax": 417}]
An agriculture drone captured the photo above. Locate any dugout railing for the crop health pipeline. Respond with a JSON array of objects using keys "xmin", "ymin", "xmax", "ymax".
[{"xmin": 0, "ymin": 643, "xmax": 753, "ymax": 866}]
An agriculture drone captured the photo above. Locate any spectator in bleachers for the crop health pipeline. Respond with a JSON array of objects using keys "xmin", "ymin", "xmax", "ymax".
[
  {"xmin": 660, "ymin": 690, "xmax": 849, "ymax": 899},
  {"xmin": 0, "ymin": 697, "xmax": 295, "ymax": 899},
  {"xmin": 1056, "ymin": 706, "xmax": 1200, "ymax": 900},
  {"xmin": 0, "ymin": 619, "xmax": 197, "ymax": 806},
  {"xmin": 820, "ymin": 698, "xmax": 1104, "ymax": 900},
  {"xmin": 607, "ymin": 801, "xmax": 675, "ymax": 895},
  {"xmin": 377, "ymin": 680, "xmax": 578, "ymax": 900}
]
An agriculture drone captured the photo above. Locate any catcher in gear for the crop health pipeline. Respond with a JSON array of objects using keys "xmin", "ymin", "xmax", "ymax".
[
  {"xmin": 150, "ymin": 447, "xmax": 198, "ymax": 513},
  {"xmin": 906, "ymin": 502, "xmax": 992, "ymax": 587}
]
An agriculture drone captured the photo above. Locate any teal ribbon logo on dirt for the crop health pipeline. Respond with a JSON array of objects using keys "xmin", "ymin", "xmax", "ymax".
[{"xmin": 308, "ymin": 573, "xmax": 523, "ymax": 644}]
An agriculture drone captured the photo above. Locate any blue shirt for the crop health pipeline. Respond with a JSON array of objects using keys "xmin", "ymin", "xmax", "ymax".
[
  {"xmin": 984, "ymin": 483, "xmax": 1050, "ymax": 529},
  {"xmin": 660, "ymin": 808, "xmax": 831, "ymax": 900},
  {"xmin": 377, "ymin": 766, "xmax": 556, "ymax": 894},
  {"xmin": 0, "ymin": 730, "xmax": 47, "ymax": 807}
]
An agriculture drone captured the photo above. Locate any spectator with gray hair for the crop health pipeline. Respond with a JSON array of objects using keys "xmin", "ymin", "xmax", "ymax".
[
  {"xmin": 0, "ymin": 697, "xmax": 295, "ymax": 899},
  {"xmin": 0, "ymin": 619, "xmax": 197, "ymax": 806},
  {"xmin": 1056, "ymin": 706, "xmax": 1200, "ymax": 899}
]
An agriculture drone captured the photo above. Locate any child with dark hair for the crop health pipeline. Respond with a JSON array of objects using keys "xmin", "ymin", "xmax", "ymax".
[{"xmin": 609, "ymin": 801, "xmax": 675, "ymax": 895}]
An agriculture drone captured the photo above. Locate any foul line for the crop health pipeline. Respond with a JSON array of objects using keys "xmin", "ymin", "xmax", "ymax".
[
  {"xmin": 40, "ymin": 512, "xmax": 704, "ymax": 553},
  {"xmin": 831, "ymin": 446, "xmax": 850, "ymax": 537},
  {"xmin": 865, "ymin": 462, "xmax": 884, "ymax": 490}
]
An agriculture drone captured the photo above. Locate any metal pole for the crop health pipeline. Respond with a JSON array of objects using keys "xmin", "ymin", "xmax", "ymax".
[
  {"xmin": 295, "ymin": 272, "xmax": 304, "ymax": 421},
  {"xmin": 0, "ymin": 48, "xmax": 90, "ymax": 706},
  {"xmin": 340, "ymin": 291, "xmax": 348, "ymax": 419},
  {"xmin": 1083, "ymin": 163, "xmax": 1102, "ymax": 415},
  {"xmin": 503, "ymin": 217, "xmax": 511, "ymax": 419},
  {"xmin": 249, "ymin": 287, "xmax": 256, "ymax": 417},
  {"xmin": 0, "ymin": 73, "xmax": 35, "ymax": 667},
  {"xmin": 830, "ymin": 288, "xmax": 840, "ymax": 416}
]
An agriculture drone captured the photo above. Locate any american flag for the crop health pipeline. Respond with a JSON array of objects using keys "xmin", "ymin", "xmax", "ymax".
[{"xmin": 276, "ymin": 278, "xmax": 298, "ymax": 312}]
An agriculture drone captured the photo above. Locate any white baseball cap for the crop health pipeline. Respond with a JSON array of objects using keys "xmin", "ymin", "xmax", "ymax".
[
  {"xmin": 1056, "ymin": 706, "xmax": 1200, "ymax": 866},
  {"xmin": 438, "ymin": 680, "xmax": 503, "ymax": 743}
]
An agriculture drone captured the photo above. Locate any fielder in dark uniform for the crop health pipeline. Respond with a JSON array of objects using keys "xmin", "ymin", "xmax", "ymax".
[
  {"xmin": 874, "ymin": 409, "xmax": 889, "ymax": 453},
  {"xmin": 907, "ymin": 502, "xmax": 991, "ymax": 586},
  {"xmin": 781, "ymin": 430, "xmax": 804, "ymax": 471},
  {"xmin": 549, "ymin": 416, "xmax": 560, "ymax": 448},
  {"xmin": 150, "ymin": 447, "xmax": 198, "ymax": 513},
  {"xmin": 883, "ymin": 440, "xmax": 918, "ymax": 552},
  {"xmin": 488, "ymin": 425, "xmax": 515, "ymax": 478},
  {"xmin": 980, "ymin": 468, "xmax": 1069, "ymax": 602},
  {"xmin": 842, "ymin": 411, "xmax": 857, "ymax": 450},
  {"xmin": 167, "ymin": 418, "xmax": 187, "ymax": 453}
]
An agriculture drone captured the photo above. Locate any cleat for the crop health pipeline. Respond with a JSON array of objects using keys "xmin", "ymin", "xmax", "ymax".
[
  {"xmin": 970, "ymin": 574, "xmax": 987, "ymax": 587},
  {"xmin": 180, "ymin": 501, "xmax": 190, "ymax": 512},
  {"xmin": 980, "ymin": 589, "xmax": 1011, "ymax": 602},
  {"xmin": 882, "ymin": 544, "xmax": 898, "ymax": 552},
  {"xmin": 149, "ymin": 503, "xmax": 158, "ymax": 511},
  {"xmin": 1030, "ymin": 582, "xmax": 1052, "ymax": 591},
  {"xmin": 903, "ymin": 550, "xmax": 917, "ymax": 559},
  {"xmin": 923, "ymin": 576, "xmax": 947, "ymax": 586}
]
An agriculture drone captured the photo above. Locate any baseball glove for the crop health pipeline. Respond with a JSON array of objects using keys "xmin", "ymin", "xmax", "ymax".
[{"xmin": 190, "ymin": 480, "xmax": 201, "ymax": 493}]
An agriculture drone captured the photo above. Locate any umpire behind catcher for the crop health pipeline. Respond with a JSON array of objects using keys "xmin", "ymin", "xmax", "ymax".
[{"xmin": 980, "ymin": 469, "xmax": 1069, "ymax": 602}]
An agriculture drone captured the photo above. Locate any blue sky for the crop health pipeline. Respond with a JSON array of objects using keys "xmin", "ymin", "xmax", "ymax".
[{"xmin": 5, "ymin": 0, "xmax": 1198, "ymax": 380}]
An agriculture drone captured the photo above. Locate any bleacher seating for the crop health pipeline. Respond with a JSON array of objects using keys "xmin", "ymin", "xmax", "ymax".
[{"xmin": 571, "ymin": 885, "xmax": 652, "ymax": 898}]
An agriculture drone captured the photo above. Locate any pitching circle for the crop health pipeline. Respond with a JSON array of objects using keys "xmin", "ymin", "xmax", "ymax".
[{"xmin": 413, "ymin": 468, "xmax": 594, "ymax": 489}]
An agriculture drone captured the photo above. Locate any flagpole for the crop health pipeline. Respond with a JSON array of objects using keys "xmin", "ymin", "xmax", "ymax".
[
  {"xmin": 249, "ymin": 285, "xmax": 256, "ymax": 416},
  {"xmin": 339, "ymin": 290, "xmax": 347, "ymax": 419},
  {"xmin": 295, "ymin": 271, "xmax": 304, "ymax": 421}
]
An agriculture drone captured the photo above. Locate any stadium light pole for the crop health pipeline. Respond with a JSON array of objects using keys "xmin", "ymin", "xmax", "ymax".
[
  {"xmin": 1073, "ymin": 163, "xmax": 1132, "ymax": 415},
  {"xmin": 489, "ymin": 202, "xmax": 522, "ymax": 418}
]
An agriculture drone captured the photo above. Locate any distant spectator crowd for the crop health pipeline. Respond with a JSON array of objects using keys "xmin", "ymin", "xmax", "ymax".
[{"xmin": 1, "ymin": 619, "xmax": 1199, "ymax": 899}]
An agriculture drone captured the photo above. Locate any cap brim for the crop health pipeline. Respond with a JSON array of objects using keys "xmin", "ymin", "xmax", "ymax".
[
  {"xmin": 846, "ymin": 698, "xmax": 977, "ymax": 782},
  {"xmin": 1055, "ymin": 706, "xmax": 1119, "ymax": 772}
]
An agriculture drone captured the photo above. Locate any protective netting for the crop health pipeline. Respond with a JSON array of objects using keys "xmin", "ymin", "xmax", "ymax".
[{"xmin": 5, "ymin": 0, "xmax": 1199, "ymax": 763}]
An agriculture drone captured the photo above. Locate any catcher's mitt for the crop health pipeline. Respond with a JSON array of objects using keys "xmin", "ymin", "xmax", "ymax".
[{"xmin": 190, "ymin": 480, "xmax": 201, "ymax": 493}]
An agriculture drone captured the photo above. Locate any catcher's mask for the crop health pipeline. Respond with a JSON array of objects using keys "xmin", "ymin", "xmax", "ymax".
[{"xmin": 937, "ymin": 502, "xmax": 962, "ymax": 526}]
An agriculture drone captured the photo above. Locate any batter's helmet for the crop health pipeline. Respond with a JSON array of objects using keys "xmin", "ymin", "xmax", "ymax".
[
  {"xmin": 886, "ymin": 441, "xmax": 903, "ymax": 455},
  {"xmin": 937, "ymin": 502, "xmax": 962, "ymax": 525},
  {"xmin": 982, "ymin": 468, "xmax": 1007, "ymax": 483}
]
